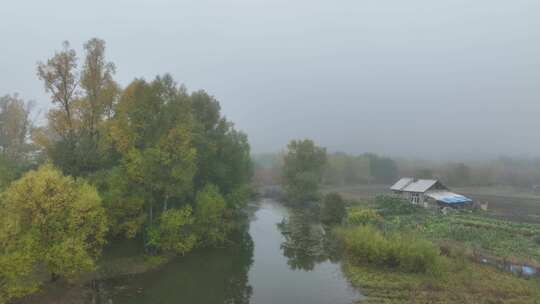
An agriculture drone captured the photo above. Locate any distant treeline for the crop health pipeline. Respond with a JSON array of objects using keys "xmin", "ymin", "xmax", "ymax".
[
  {"xmin": 398, "ymin": 157, "xmax": 540, "ymax": 188},
  {"xmin": 253, "ymin": 152, "xmax": 399, "ymax": 186},
  {"xmin": 254, "ymin": 151, "xmax": 540, "ymax": 188}
]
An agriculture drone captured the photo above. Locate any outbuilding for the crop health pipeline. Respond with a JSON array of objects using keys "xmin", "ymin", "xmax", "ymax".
[{"xmin": 390, "ymin": 177, "xmax": 473, "ymax": 208}]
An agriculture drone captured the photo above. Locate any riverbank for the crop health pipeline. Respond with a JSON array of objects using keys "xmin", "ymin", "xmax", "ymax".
[
  {"xmin": 14, "ymin": 199, "xmax": 360, "ymax": 304},
  {"xmin": 344, "ymin": 260, "xmax": 540, "ymax": 304},
  {"xmin": 15, "ymin": 253, "xmax": 171, "ymax": 304}
]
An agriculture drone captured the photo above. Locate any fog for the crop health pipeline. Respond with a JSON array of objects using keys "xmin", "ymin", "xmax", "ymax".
[{"xmin": 1, "ymin": 0, "xmax": 539, "ymax": 160}]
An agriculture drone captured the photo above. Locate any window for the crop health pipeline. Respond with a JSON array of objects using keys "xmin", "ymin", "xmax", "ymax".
[{"xmin": 411, "ymin": 193, "xmax": 419, "ymax": 204}]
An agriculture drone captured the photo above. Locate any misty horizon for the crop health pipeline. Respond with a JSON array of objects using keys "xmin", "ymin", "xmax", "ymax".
[{"xmin": 1, "ymin": 0, "xmax": 539, "ymax": 160}]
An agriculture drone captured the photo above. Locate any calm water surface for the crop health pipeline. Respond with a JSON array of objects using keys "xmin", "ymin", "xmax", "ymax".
[{"xmin": 102, "ymin": 198, "xmax": 360, "ymax": 304}]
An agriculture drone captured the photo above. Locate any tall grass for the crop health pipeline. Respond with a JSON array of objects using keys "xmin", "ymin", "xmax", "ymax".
[{"xmin": 340, "ymin": 225, "xmax": 443, "ymax": 275}]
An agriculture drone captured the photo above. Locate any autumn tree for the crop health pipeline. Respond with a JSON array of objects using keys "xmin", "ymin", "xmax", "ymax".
[
  {"xmin": 80, "ymin": 38, "xmax": 119, "ymax": 136},
  {"xmin": 37, "ymin": 41, "xmax": 79, "ymax": 139},
  {"xmin": 104, "ymin": 76, "xmax": 197, "ymax": 238},
  {"xmin": 282, "ymin": 139, "xmax": 327, "ymax": 204},
  {"xmin": 0, "ymin": 95, "xmax": 35, "ymax": 159},
  {"xmin": 36, "ymin": 39, "xmax": 120, "ymax": 176},
  {"xmin": 0, "ymin": 94, "xmax": 37, "ymax": 189},
  {"xmin": 33, "ymin": 39, "xmax": 253, "ymax": 252},
  {"xmin": 0, "ymin": 165, "xmax": 108, "ymax": 302}
]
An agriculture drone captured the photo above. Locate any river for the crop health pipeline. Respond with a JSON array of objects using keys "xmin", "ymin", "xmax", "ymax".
[{"xmin": 97, "ymin": 198, "xmax": 360, "ymax": 304}]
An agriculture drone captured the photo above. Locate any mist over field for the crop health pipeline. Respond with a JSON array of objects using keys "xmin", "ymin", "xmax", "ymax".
[{"xmin": 1, "ymin": 0, "xmax": 539, "ymax": 160}]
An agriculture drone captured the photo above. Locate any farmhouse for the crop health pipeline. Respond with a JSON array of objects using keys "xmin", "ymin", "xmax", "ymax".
[{"xmin": 390, "ymin": 178, "xmax": 473, "ymax": 208}]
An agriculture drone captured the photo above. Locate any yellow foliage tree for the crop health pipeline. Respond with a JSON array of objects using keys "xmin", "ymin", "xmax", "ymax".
[{"xmin": 0, "ymin": 164, "xmax": 108, "ymax": 303}]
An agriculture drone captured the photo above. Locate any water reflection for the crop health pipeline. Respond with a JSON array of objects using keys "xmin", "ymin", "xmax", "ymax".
[
  {"xmin": 247, "ymin": 200, "xmax": 359, "ymax": 304},
  {"xmin": 102, "ymin": 229, "xmax": 254, "ymax": 304},
  {"xmin": 277, "ymin": 207, "xmax": 337, "ymax": 271},
  {"xmin": 96, "ymin": 199, "xmax": 360, "ymax": 304}
]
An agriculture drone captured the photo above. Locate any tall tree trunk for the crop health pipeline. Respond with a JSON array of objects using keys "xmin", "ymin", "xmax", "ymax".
[
  {"xmin": 149, "ymin": 203, "xmax": 153, "ymax": 228},
  {"xmin": 163, "ymin": 196, "xmax": 169, "ymax": 212}
]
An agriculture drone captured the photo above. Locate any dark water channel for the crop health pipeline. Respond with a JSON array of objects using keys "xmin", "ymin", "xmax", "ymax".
[{"xmin": 97, "ymin": 199, "xmax": 360, "ymax": 304}]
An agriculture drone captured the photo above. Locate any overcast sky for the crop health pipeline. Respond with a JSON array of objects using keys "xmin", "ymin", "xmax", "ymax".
[{"xmin": 1, "ymin": 0, "xmax": 539, "ymax": 159}]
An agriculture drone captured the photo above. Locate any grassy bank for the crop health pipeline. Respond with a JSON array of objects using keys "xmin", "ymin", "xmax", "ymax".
[{"xmin": 344, "ymin": 260, "xmax": 540, "ymax": 304}]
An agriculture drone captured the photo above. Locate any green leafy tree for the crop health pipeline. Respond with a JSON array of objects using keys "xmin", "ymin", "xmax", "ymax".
[
  {"xmin": 107, "ymin": 76, "xmax": 197, "ymax": 232},
  {"xmin": 190, "ymin": 90, "xmax": 252, "ymax": 195},
  {"xmin": 195, "ymin": 184, "xmax": 229, "ymax": 246},
  {"xmin": 282, "ymin": 139, "xmax": 327, "ymax": 204},
  {"xmin": 320, "ymin": 192, "xmax": 346, "ymax": 225},
  {"xmin": 0, "ymin": 164, "xmax": 108, "ymax": 302},
  {"xmin": 147, "ymin": 206, "xmax": 198, "ymax": 255},
  {"xmin": 93, "ymin": 167, "xmax": 146, "ymax": 238}
]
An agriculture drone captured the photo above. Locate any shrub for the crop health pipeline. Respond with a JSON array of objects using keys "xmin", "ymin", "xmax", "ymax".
[
  {"xmin": 346, "ymin": 208, "xmax": 382, "ymax": 226},
  {"xmin": 147, "ymin": 206, "xmax": 198, "ymax": 255},
  {"xmin": 341, "ymin": 225, "xmax": 443, "ymax": 275},
  {"xmin": 320, "ymin": 192, "xmax": 346, "ymax": 224},
  {"xmin": 375, "ymin": 195, "xmax": 422, "ymax": 216},
  {"xmin": 195, "ymin": 184, "xmax": 229, "ymax": 247}
]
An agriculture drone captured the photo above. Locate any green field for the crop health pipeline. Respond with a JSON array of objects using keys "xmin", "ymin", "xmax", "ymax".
[
  {"xmin": 326, "ymin": 184, "xmax": 540, "ymax": 223},
  {"xmin": 330, "ymin": 190, "xmax": 540, "ymax": 303}
]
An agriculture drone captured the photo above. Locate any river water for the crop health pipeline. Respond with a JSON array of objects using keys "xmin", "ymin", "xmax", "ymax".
[{"xmin": 100, "ymin": 198, "xmax": 360, "ymax": 304}]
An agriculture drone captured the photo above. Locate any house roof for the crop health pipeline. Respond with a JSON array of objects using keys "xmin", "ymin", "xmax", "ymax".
[
  {"xmin": 425, "ymin": 191, "xmax": 472, "ymax": 204},
  {"xmin": 402, "ymin": 179, "xmax": 439, "ymax": 193},
  {"xmin": 390, "ymin": 178, "xmax": 414, "ymax": 191}
]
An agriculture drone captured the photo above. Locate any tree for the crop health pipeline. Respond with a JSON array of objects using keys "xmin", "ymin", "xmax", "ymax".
[
  {"xmin": 80, "ymin": 38, "xmax": 119, "ymax": 136},
  {"xmin": 36, "ymin": 39, "xmax": 120, "ymax": 177},
  {"xmin": 37, "ymin": 41, "xmax": 79, "ymax": 139},
  {"xmin": 0, "ymin": 164, "xmax": 108, "ymax": 302},
  {"xmin": 190, "ymin": 90, "xmax": 253, "ymax": 195},
  {"xmin": 320, "ymin": 192, "xmax": 346, "ymax": 224},
  {"xmin": 0, "ymin": 94, "xmax": 37, "ymax": 189},
  {"xmin": 147, "ymin": 206, "xmax": 197, "ymax": 255},
  {"xmin": 106, "ymin": 76, "xmax": 197, "ymax": 232},
  {"xmin": 282, "ymin": 139, "xmax": 327, "ymax": 204},
  {"xmin": 0, "ymin": 94, "xmax": 35, "ymax": 161},
  {"xmin": 195, "ymin": 184, "xmax": 229, "ymax": 246},
  {"xmin": 95, "ymin": 167, "xmax": 146, "ymax": 238}
]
